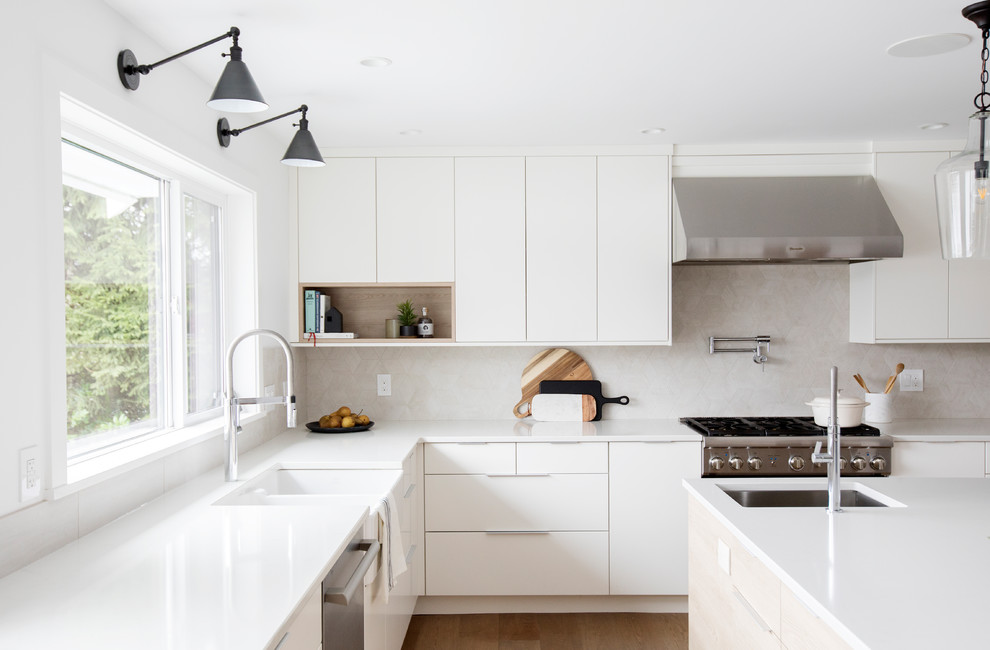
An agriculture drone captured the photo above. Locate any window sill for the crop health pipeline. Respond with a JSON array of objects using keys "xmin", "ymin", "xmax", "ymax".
[{"xmin": 53, "ymin": 414, "xmax": 262, "ymax": 499}]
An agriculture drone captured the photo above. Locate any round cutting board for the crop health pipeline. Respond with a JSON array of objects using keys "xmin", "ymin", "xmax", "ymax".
[{"xmin": 512, "ymin": 348, "xmax": 593, "ymax": 418}]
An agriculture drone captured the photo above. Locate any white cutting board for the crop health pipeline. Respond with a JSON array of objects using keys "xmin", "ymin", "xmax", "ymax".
[{"xmin": 531, "ymin": 394, "xmax": 597, "ymax": 422}]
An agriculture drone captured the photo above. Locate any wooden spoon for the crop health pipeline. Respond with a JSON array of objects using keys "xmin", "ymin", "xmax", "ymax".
[
  {"xmin": 883, "ymin": 363, "xmax": 905, "ymax": 394},
  {"xmin": 853, "ymin": 374, "xmax": 870, "ymax": 393}
]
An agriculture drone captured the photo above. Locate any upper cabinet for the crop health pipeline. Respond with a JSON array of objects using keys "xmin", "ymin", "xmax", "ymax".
[
  {"xmin": 526, "ymin": 157, "xmax": 599, "ymax": 342},
  {"xmin": 297, "ymin": 158, "xmax": 377, "ymax": 284},
  {"xmin": 598, "ymin": 156, "xmax": 670, "ymax": 343},
  {"xmin": 850, "ymin": 151, "xmax": 990, "ymax": 342},
  {"xmin": 454, "ymin": 157, "xmax": 527, "ymax": 342},
  {"xmin": 376, "ymin": 158, "xmax": 455, "ymax": 283}
]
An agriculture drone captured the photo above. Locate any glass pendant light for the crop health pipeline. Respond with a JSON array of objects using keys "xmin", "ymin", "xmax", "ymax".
[{"xmin": 935, "ymin": 2, "xmax": 990, "ymax": 259}]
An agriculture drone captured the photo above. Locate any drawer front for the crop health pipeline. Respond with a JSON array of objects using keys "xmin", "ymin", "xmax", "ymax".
[
  {"xmin": 780, "ymin": 584, "xmax": 851, "ymax": 650},
  {"xmin": 425, "ymin": 531, "xmax": 609, "ymax": 595},
  {"xmin": 425, "ymin": 474, "xmax": 608, "ymax": 531},
  {"xmin": 424, "ymin": 442, "xmax": 515, "ymax": 474},
  {"xmin": 516, "ymin": 441, "xmax": 608, "ymax": 473}
]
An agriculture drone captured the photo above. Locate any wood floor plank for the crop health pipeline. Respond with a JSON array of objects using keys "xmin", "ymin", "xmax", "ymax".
[
  {"xmin": 499, "ymin": 613, "xmax": 541, "ymax": 641},
  {"xmin": 458, "ymin": 614, "xmax": 500, "ymax": 649},
  {"xmin": 532, "ymin": 612, "xmax": 585, "ymax": 650}
]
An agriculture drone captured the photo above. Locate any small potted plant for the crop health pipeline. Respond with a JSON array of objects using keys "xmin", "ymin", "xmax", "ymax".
[{"xmin": 396, "ymin": 300, "xmax": 418, "ymax": 338}]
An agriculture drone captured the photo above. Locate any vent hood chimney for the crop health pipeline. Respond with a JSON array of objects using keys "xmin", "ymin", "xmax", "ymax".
[{"xmin": 672, "ymin": 176, "xmax": 903, "ymax": 264}]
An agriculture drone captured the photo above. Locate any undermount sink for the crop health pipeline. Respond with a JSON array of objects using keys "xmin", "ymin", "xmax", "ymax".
[
  {"xmin": 720, "ymin": 485, "xmax": 902, "ymax": 509},
  {"xmin": 214, "ymin": 466, "xmax": 402, "ymax": 506}
]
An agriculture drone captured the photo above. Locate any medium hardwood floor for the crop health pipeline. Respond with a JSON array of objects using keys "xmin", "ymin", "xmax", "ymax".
[{"xmin": 401, "ymin": 613, "xmax": 689, "ymax": 650}]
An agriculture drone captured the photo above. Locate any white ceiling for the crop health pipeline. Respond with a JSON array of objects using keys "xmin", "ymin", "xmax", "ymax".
[{"xmin": 103, "ymin": 0, "xmax": 979, "ymax": 149}]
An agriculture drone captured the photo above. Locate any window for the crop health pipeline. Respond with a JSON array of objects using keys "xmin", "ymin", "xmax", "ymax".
[{"xmin": 61, "ymin": 139, "xmax": 224, "ymax": 461}]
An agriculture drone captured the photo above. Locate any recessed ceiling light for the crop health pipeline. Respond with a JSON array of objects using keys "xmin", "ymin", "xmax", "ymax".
[
  {"xmin": 641, "ymin": 128, "xmax": 666, "ymax": 135},
  {"xmin": 887, "ymin": 33, "xmax": 971, "ymax": 57},
  {"xmin": 920, "ymin": 122, "xmax": 949, "ymax": 130},
  {"xmin": 360, "ymin": 57, "xmax": 392, "ymax": 67},
  {"xmin": 399, "ymin": 129, "xmax": 422, "ymax": 136}
]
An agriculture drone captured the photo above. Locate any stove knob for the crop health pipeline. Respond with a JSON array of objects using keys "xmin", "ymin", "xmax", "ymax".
[
  {"xmin": 839, "ymin": 457, "xmax": 848, "ymax": 471},
  {"xmin": 870, "ymin": 457, "xmax": 886, "ymax": 472},
  {"xmin": 728, "ymin": 456, "xmax": 744, "ymax": 470},
  {"xmin": 851, "ymin": 456, "xmax": 867, "ymax": 471},
  {"xmin": 788, "ymin": 456, "xmax": 805, "ymax": 471},
  {"xmin": 748, "ymin": 457, "xmax": 763, "ymax": 471},
  {"xmin": 709, "ymin": 457, "xmax": 725, "ymax": 471}
]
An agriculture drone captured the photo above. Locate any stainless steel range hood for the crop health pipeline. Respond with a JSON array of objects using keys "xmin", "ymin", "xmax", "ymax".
[{"xmin": 672, "ymin": 176, "xmax": 903, "ymax": 264}]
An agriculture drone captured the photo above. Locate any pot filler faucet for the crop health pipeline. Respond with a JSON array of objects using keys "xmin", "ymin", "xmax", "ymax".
[
  {"xmin": 811, "ymin": 365, "xmax": 842, "ymax": 513},
  {"xmin": 223, "ymin": 329, "xmax": 296, "ymax": 482}
]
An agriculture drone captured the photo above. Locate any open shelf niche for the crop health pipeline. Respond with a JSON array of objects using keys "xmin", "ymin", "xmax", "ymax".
[{"xmin": 297, "ymin": 283, "xmax": 454, "ymax": 344}]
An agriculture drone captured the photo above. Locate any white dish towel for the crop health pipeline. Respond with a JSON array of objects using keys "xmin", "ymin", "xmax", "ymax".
[{"xmin": 376, "ymin": 491, "xmax": 407, "ymax": 603}]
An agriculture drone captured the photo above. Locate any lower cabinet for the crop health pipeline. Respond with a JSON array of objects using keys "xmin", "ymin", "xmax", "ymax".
[
  {"xmin": 424, "ymin": 441, "xmax": 609, "ymax": 596},
  {"xmin": 267, "ymin": 585, "xmax": 322, "ymax": 650},
  {"xmin": 891, "ymin": 441, "xmax": 987, "ymax": 477},
  {"xmin": 688, "ymin": 495, "xmax": 851, "ymax": 650}
]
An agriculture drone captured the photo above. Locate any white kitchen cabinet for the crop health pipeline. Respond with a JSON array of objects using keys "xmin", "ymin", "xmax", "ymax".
[
  {"xmin": 516, "ymin": 441, "xmax": 608, "ymax": 473},
  {"xmin": 891, "ymin": 441, "xmax": 987, "ymax": 478},
  {"xmin": 376, "ymin": 157, "xmax": 455, "ymax": 283},
  {"xmin": 266, "ymin": 585, "xmax": 322, "ymax": 650},
  {"xmin": 423, "ymin": 441, "xmax": 609, "ymax": 596},
  {"xmin": 609, "ymin": 441, "xmax": 698, "ymax": 595},
  {"xmin": 597, "ymin": 156, "xmax": 671, "ymax": 342},
  {"xmin": 454, "ymin": 157, "xmax": 527, "ymax": 341},
  {"xmin": 850, "ymin": 151, "xmax": 990, "ymax": 342},
  {"xmin": 525, "ymin": 156, "xmax": 598, "ymax": 342},
  {"xmin": 297, "ymin": 159, "xmax": 377, "ymax": 283}
]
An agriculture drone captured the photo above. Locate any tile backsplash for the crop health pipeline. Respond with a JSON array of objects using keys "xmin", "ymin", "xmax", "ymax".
[{"xmin": 302, "ymin": 266, "xmax": 990, "ymax": 421}]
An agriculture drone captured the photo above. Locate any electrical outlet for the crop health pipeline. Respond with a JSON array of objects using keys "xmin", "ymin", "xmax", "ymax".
[
  {"xmin": 377, "ymin": 374, "xmax": 392, "ymax": 397},
  {"xmin": 19, "ymin": 446, "xmax": 40, "ymax": 501},
  {"xmin": 899, "ymin": 369, "xmax": 924, "ymax": 392}
]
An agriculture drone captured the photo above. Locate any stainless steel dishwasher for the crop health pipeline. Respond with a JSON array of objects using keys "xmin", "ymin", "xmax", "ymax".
[{"xmin": 322, "ymin": 532, "xmax": 380, "ymax": 650}]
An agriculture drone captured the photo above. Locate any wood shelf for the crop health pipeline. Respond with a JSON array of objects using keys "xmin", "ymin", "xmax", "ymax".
[{"xmin": 298, "ymin": 283, "xmax": 455, "ymax": 343}]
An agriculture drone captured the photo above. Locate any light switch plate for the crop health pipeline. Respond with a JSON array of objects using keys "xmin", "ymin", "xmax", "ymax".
[
  {"xmin": 19, "ymin": 446, "xmax": 40, "ymax": 501},
  {"xmin": 899, "ymin": 369, "xmax": 923, "ymax": 392}
]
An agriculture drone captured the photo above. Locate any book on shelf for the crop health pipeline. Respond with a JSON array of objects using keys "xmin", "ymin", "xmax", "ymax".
[
  {"xmin": 310, "ymin": 332, "xmax": 358, "ymax": 339},
  {"xmin": 304, "ymin": 289, "xmax": 319, "ymax": 333}
]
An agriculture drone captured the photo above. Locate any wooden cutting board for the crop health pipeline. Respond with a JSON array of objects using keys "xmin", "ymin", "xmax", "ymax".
[{"xmin": 512, "ymin": 348, "xmax": 593, "ymax": 418}]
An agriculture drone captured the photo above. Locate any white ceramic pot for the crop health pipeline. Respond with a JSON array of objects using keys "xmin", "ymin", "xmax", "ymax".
[{"xmin": 805, "ymin": 394, "xmax": 869, "ymax": 427}]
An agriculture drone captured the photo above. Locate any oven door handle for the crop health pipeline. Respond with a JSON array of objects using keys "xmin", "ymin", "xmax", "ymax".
[{"xmin": 324, "ymin": 539, "xmax": 380, "ymax": 606}]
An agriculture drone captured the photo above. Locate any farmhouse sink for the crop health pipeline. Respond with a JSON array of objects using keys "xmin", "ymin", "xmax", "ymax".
[
  {"xmin": 214, "ymin": 466, "xmax": 402, "ymax": 506},
  {"xmin": 720, "ymin": 485, "xmax": 902, "ymax": 509}
]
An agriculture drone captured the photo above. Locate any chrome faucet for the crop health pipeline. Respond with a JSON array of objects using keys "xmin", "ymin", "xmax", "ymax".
[
  {"xmin": 223, "ymin": 329, "xmax": 297, "ymax": 482},
  {"xmin": 811, "ymin": 365, "xmax": 842, "ymax": 513}
]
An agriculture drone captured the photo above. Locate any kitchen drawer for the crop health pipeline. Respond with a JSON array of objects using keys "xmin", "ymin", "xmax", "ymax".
[
  {"xmin": 266, "ymin": 585, "xmax": 321, "ymax": 650},
  {"xmin": 780, "ymin": 584, "xmax": 851, "ymax": 650},
  {"xmin": 425, "ymin": 474, "xmax": 608, "ymax": 531},
  {"xmin": 425, "ymin": 531, "xmax": 609, "ymax": 595},
  {"xmin": 516, "ymin": 441, "xmax": 607, "ymax": 474},
  {"xmin": 424, "ymin": 442, "xmax": 515, "ymax": 474}
]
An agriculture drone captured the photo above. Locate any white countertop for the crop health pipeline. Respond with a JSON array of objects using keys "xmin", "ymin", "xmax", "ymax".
[
  {"xmin": 0, "ymin": 418, "xmax": 696, "ymax": 649},
  {"xmin": 683, "ymin": 476, "xmax": 990, "ymax": 650},
  {"xmin": 875, "ymin": 418, "xmax": 990, "ymax": 441}
]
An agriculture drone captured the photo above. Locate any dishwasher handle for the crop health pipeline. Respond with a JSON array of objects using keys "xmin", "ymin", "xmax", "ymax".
[{"xmin": 324, "ymin": 539, "xmax": 380, "ymax": 606}]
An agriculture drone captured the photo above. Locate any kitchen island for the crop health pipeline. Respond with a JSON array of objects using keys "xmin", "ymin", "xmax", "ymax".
[
  {"xmin": 683, "ymin": 476, "xmax": 990, "ymax": 649},
  {"xmin": 0, "ymin": 419, "xmax": 697, "ymax": 649}
]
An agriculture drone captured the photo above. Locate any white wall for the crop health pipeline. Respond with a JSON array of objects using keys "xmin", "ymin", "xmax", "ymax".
[
  {"xmin": 303, "ymin": 265, "xmax": 990, "ymax": 421},
  {"xmin": 0, "ymin": 0, "xmax": 292, "ymax": 569}
]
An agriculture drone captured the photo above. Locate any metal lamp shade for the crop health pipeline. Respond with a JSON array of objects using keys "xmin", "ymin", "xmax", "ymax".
[
  {"xmin": 935, "ymin": 111, "xmax": 990, "ymax": 259},
  {"xmin": 281, "ymin": 125, "xmax": 325, "ymax": 167},
  {"xmin": 207, "ymin": 59, "xmax": 268, "ymax": 113}
]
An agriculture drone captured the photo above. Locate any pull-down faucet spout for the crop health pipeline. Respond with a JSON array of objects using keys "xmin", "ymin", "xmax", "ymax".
[
  {"xmin": 811, "ymin": 365, "xmax": 842, "ymax": 513},
  {"xmin": 223, "ymin": 329, "xmax": 296, "ymax": 482}
]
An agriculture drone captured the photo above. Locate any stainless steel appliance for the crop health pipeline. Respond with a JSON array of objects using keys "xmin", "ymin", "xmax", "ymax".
[
  {"xmin": 681, "ymin": 416, "xmax": 892, "ymax": 478},
  {"xmin": 322, "ymin": 533, "xmax": 380, "ymax": 650}
]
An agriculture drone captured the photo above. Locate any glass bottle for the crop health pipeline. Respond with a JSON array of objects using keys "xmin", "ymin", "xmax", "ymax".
[{"xmin": 417, "ymin": 306, "xmax": 434, "ymax": 338}]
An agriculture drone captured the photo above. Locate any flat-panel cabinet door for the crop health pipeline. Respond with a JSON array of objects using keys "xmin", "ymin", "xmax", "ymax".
[
  {"xmin": 610, "ymin": 441, "xmax": 699, "ymax": 595},
  {"xmin": 376, "ymin": 158, "xmax": 454, "ymax": 282},
  {"xmin": 597, "ymin": 156, "xmax": 670, "ymax": 342},
  {"xmin": 297, "ymin": 159, "xmax": 377, "ymax": 283},
  {"xmin": 526, "ymin": 156, "xmax": 598, "ymax": 342},
  {"xmin": 874, "ymin": 152, "xmax": 949, "ymax": 340},
  {"xmin": 454, "ymin": 157, "xmax": 526, "ymax": 341},
  {"xmin": 949, "ymin": 258, "xmax": 990, "ymax": 338}
]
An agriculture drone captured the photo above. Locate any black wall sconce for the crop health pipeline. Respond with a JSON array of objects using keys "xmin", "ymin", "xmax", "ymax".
[
  {"xmin": 217, "ymin": 104, "xmax": 326, "ymax": 167},
  {"xmin": 117, "ymin": 26, "xmax": 267, "ymax": 113}
]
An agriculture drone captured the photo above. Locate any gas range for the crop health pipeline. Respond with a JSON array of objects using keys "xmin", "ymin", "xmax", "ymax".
[{"xmin": 681, "ymin": 416, "xmax": 893, "ymax": 477}]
